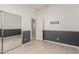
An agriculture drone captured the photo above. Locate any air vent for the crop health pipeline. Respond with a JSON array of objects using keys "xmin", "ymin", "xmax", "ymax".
[{"xmin": 50, "ymin": 21, "xmax": 59, "ymax": 24}]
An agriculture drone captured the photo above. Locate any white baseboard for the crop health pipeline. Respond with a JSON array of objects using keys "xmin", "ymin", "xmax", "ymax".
[
  {"xmin": 4, "ymin": 35, "xmax": 21, "ymax": 39},
  {"xmin": 44, "ymin": 40, "xmax": 79, "ymax": 49}
]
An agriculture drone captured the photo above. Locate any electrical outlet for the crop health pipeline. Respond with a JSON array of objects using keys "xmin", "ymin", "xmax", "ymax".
[
  {"xmin": 57, "ymin": 37, "xmax": 59, "ymax": 40},
  {"xmin": 25, "ymin": 38, "xmax": 27, "ymax": 41}
]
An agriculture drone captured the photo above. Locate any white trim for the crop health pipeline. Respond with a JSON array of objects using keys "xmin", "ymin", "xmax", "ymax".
[
  {"xmin": 4, "ymin": 35, "xmax": 21, "ymax": 39},
  {"xmin": 44, "ymin": 40, "xmax": 79, "ymax": 49},
  {"xmin": 30, "ymin": 18, "xmax": 32, "ymax": 41},
  {"xmin": 31, "ymin": 18, "xmax": 36, "ymax": 41}
]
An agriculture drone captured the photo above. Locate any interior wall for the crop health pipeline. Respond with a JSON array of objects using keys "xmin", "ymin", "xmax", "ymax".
[
  {"xmin": 36, "ymin": 5, "xmax": 79, "ymax": 40},
  {"xmin": 0, "ymin": 4, "xmax": 37, "ymax": 31},
  {"xmin": 0, "ymin": 12, "xmax": 2, "ymax": 29},
  {"xmin": 1, "ymin": 4, "xmax": 79, "ymax": 43},
  {"xmin": 4, "ymin": 12, "xmax": 21, "ymax": 29},
  {"xmin": 0, "ymin": 4, "xmax": 37, "ymax": 43}
]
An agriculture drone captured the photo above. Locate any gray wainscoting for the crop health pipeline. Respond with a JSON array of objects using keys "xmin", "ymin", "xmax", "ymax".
[
  {"xmin": 4, "ymin": 29, "xmax": 21, "ymax": 37},
  {"xmin": 22, "ymin": 31, "xmax": 30, "ymax": 44},
  {"xmin": 43, "ymin": 30, "xmax": 79, "ymax": 46},
  {"xmin": 0, "ymin": 29, "xmax": 2, "ymax": 37}
]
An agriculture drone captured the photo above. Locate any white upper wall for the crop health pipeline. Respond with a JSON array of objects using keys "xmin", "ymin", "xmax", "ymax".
[
  {"xmin": 37, "ymin": 5, "xmax": 79, "ymax": 31},
  {"xmin": 0, "ymin": 4, "xmax": 37, "ymax": 31},
  {"xmin": 4, "ymin": 12, "xmax": 21, "ymax": 29},
  {"xmin": 36, "ymin": 5, "xmax": 79, "ymax": 40},
  {"xmin": 0, "ymin": 12, "xmax": 2, "ymax": 29}
]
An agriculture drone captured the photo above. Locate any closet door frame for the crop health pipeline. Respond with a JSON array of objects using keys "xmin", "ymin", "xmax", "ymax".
[{"xmin": 1, "ymin": 11, "xmax": 22, "ymax": 53}]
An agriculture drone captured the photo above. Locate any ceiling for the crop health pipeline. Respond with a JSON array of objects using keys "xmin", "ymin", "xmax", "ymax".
[{"xmin": 30, "ymin": 4, "xmax": 50, "ymax": 11}]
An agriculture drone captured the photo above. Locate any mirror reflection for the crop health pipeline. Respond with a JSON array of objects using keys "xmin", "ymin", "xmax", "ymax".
[
  {"xmin": 3, "ymin": 12, "xmax": 22, "ymax": 52},
  {"xmin": 0, "ymin": 12, "xmax": 2, "ymax": 53}
]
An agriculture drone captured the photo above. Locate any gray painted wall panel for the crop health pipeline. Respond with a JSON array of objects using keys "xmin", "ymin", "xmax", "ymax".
[
  {"xmin": 43, "ymin": 30, "xmax": 79, "ymax": 46},
  {"xmin": 4, "ymin": 29, "xmax": 21, "ymax": 37},
  {"xmin": 0, "ymin": 29, "xmax": 2, "ymax": 37},
  {"xmin": 22, "ymin": 31, "xmax": 30, "ymax": 44}
]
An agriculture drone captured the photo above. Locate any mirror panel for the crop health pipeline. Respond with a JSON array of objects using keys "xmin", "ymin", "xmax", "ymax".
[
  {"xmin": 0, "ymin": 12, "xmax": 2, "ymax": 53},
  {"xmin": 3, "ymin": 12, "xmax": 22, "ymax": 52}
]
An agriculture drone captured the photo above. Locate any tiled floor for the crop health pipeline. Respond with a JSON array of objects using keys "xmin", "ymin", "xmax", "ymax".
[{"xmin": 5, "ymin": 40, "xmax": 79, "ymax": 54}]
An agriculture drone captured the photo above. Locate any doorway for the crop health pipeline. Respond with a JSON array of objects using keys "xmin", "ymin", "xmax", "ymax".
[{"xmin": 31, "ymin": 19, "xmax": 36, "ymax": 40}]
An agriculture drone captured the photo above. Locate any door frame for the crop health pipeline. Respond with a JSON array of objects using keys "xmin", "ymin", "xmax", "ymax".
[{"xmin": 31, "ymin": 18, "xmax": 36, "ymax": 41}]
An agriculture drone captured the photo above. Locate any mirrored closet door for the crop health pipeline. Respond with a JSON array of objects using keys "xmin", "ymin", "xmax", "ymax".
[
  {"xmin": 3, "ymin": 12, "xmax": 22, "ymax": 52},
  {"xmin": 0, "ymin": 11, "xmax": 2, "ymax": 53}
]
